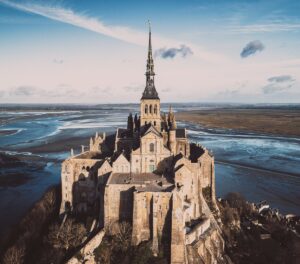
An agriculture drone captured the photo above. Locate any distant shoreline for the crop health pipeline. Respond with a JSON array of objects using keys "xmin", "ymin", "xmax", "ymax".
[{"xmin": 176, "ymin": 108, "xmax": 300, "ymax": 138}]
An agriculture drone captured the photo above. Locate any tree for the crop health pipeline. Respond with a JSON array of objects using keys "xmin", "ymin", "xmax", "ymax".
[
  {"xmin": 225, "ymin": 192, "xmax": 251, "ymax": 215},
  {"xmin": 3, "ymin": 245, "xmax": 25, "ymax": 264},
  {"xmin": 108, "ymin": 221, "xmax": 132, "ymax": 252},
  {"xmin": 46, "ymin": 218, "xmax": 87, "ymax": 251}
]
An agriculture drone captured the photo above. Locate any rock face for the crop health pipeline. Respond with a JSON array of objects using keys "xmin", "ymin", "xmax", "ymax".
[{"xmin": 60, "ymin": 26, "xmax": 228, "ymax": 263}]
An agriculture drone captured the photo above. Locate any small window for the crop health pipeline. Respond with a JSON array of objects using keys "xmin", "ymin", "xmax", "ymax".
[
  {"xmin": 154, "ymin": 105, "xmax": 157, "ymax": 114},
  {"xmin": 150, "ymin": 143, "xmax": 154, "ymax": 152},
  {"xmin": 154, "ymin": 121, "xmax": 156, "ymax": 126},
  {"xmin": 145, "ymin": 104, "xmax": 148, "ymax": 114},
  {"xmin": 149, "ymin": 105, "xmax": 152, "ymax": 114}
]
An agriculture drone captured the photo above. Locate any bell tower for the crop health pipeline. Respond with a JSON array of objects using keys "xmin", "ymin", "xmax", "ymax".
[{"xmin": 140, "ymin": 21, "xmax": 161, "ymax": 131}]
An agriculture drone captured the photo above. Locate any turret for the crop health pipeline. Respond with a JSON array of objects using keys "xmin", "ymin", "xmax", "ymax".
[
  {"xmin": 89, "ymin": 137, "xmax": 93, "ymax": 151},
  {"xmin": 168, "ymin": 105, "xmax": 177, "ymax": 130}
]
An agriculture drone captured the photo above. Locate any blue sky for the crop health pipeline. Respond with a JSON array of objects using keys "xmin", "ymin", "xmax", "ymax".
[{"xmin": 0, "ymin": 0, "xmax": 300, "ymax": 103}]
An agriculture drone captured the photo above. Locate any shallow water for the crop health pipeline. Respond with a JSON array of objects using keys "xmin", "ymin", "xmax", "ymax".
[{"xmin": 0, "ymin": 104, "xmax": 299, "ymax": 237}]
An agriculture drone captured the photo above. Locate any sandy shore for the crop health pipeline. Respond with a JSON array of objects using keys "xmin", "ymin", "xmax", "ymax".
[{"xmin": 176, "ymin": 108, "xmax": 300, "ymax": 137}]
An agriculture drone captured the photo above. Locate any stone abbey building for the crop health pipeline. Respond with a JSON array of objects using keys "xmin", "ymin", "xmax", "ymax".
[{"xmin": 60, "ymin": 26, "xmax": 226, "ymax": 263}]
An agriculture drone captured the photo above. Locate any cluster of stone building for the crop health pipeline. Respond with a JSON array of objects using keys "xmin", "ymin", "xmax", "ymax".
[{"xmin": 60, "ymin": 26, "xmax": 226, "ymax": 263}]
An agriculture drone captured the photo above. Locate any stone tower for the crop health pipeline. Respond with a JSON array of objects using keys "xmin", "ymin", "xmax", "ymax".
[{"xmin": 140, "ymin": 22, "xmax": 161, "ymax": 131}]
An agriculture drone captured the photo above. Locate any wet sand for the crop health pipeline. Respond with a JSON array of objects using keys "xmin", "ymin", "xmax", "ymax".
[
  {"xmin": 0, "ymin": 130, "xmax": 18, "ymax": 136},
  {"xmin": 18, "ymin": 136, "xmax": 89, "ymax": 153},
  {"xmin": 176, "ymin": 108, "xmax": 300, "ymax": 137}
]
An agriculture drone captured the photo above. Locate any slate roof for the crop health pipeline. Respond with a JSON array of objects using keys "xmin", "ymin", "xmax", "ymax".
[
  {"xmin": 141, "ymin": 83, "xmax": 159, "ymax": 99},
  {"xmin": 140, "ymin": 124, "xmax": 162, "ymax": 138},
  {"xmin": 189, "ymin": 143, "xmax": 205, "ymax": 162},
  {"xmin": 109, "ymin": 172, "xmax": 169, "ymax": 185},
  {"xmin": 176, "ymin": 128, "xmax": 186, "ymax": 138}
]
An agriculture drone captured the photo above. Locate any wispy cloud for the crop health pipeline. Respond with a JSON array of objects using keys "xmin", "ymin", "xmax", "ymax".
[
  {"xmin": 123, "ymin": 84, "xmax": 143, "ymax": 92},
  {"xmin": 262, "ymin": 75, "xmax": 296, "ymax": 94},
  {"xmin": 229, "ymin": 23, "xmax": 300, "ymax": 34},
  {"xmin": 0, "ymin": 0, "xmax": 147, "ymax": 46},
  {"xmin": 161, "ymin": 88, "xmax": 171, "ymax": 93},
  {"xmin": 217, "ymin": 89, "xmax": 240, "ymax": 97},
  {"xmin": 0, "ymin": 0, "xmax": 227, "ymax": 63},
  {"xmin": 268, "ymin": 75, "xmax": 295, "ymax": 83},
  {"xmin": 240, "ymin": 40, "xmax": 265, "ymax": 58},
  {"xmin": 9, "ymin": 85, "xmax": 37, "ymax": 96},
  {"xmin": 8, "ymin": 85, "xmax": 81, "ymax": 98},
  {"xmin": 155, "ymin": 45, "xmax": 193, "ymax": 59},
  {"xmin": 53, "ymin": 59, "xmax": 64, "ymax": 64}
]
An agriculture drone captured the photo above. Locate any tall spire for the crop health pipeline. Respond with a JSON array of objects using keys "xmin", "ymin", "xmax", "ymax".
[
  {"xmin": 141, "ymin": 20, "xmax": 159, "ymax": 100},
  {"xmin": 147, "ymin": 20, "xmax": 153, "ymax": 73}
]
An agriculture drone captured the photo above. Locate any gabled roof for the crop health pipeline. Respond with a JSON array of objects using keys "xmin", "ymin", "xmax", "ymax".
[
  {"xmin": 140, "ymin": 124, "xmax": 162, "ymax": 138},
  {"xmin": 98, "ymin": 159, "xmax": 112, "ymax": 170},
  {"xmin": 110, "ymin": 150, "xmax": 130, "ymax": 163}
]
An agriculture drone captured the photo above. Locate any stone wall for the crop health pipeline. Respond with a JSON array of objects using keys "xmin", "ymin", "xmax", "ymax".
[
  {"xmin": 186, "ymin": 227, "xmax": 225, "ymax": 264},
  {"xmin": 131, "ymin": 191, "xmax": 172, "ymax": 255},
  {"xmin": 198, "ymin": 150, "xmax": 213, "ymax": 188},
  {"xmin": 104, "ymin": 184, "xmax": 135, "ymax": 225},
  {"xmin": 170, "ymin": 191, "xmax": 186, "ymax": 264},
  {"xmin": 131, "ymin": 130, "xmax": 171, "ymax": 173},
  {"xmin": 185, "ymin": 218, "xmax": 210, "ymax": 245},
  {"xmin": 60, "ymin": 155, "xmax": 102, "ymax": 214}
]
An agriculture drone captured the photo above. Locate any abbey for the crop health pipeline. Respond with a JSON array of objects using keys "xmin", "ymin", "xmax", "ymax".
[{"xmin": 60, "ymin": 26, "xmax": 225, "ymax": 263}]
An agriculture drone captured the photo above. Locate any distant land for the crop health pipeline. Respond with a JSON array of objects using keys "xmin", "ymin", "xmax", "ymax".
[{"xmin": 176, "ymin": 108, "xmax": 300, "ymax": 137}]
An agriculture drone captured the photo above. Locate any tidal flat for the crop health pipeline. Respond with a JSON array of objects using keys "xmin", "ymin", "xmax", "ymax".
[
  {"xmin": 176, "ymin": 108, "xmax": 300, "ymax": 137},
  {"xmin": 0, "ymin": 103, "xmax": 299, "ymax": 239}
]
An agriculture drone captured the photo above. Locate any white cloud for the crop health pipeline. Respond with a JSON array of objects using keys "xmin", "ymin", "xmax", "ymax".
[
  {"xmin": 228, "ymin": 23, "xmax": 300, "ymax": 33},
  {"xmin": 0, "ymin": 0, "xmax": 227, "ymax": 63},
  {"xmin": 0, "ymin": 0, "xmax": 147, "ymax": 46}
]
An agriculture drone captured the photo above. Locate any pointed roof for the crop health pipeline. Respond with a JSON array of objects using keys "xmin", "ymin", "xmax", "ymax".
[
  {"xmin": 141, "ymin": 21, "xmax": 159, "ymax": 100},
  {"xmin": 141, "ymin": 123, "xmax": 162, "ymax": 138}
]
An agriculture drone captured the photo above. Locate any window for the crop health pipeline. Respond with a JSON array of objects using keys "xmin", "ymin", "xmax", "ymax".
[
  {"xmin": 154, "ymin": 105, "xmax": 157, "ymax": 114},
  {"xmin": 149, "ymin": 105, "xmax": 152, "ymax": 114},
  {"xmin": 154, "ymin": 121, "xmax": 156, "ymax": 126},
  {"xmin": 145, "ymin": 104, "xmax": 148, "ymax": 114},
  {"xmin": 150, "ymin": 143, "xmax": 155, "ymax": 152}
]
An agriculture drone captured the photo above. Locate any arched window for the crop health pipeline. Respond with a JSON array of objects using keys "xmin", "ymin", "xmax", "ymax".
[
  {"xmin": 149, "ymin": 105, "xmax": 152, "ymax": 114},
  {"xmin": 150, "ymin": 143, "xmax": 155, "ymax": 152},
  {"xmin": 154, "ymin": 121, "xmax": 156, "ymax": 126},
  {"xmin": 154, "ymin": 105, "xmax": 157, "ymax": 114},
  {"xmin": 145, "ymin": 104, "xmax": 148, "ymax": 114}
]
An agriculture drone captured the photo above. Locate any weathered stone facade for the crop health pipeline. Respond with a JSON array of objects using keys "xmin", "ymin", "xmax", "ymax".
[{"xmin": 60, "ymin": 26, "xmax": 226, "ymax": 263}]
